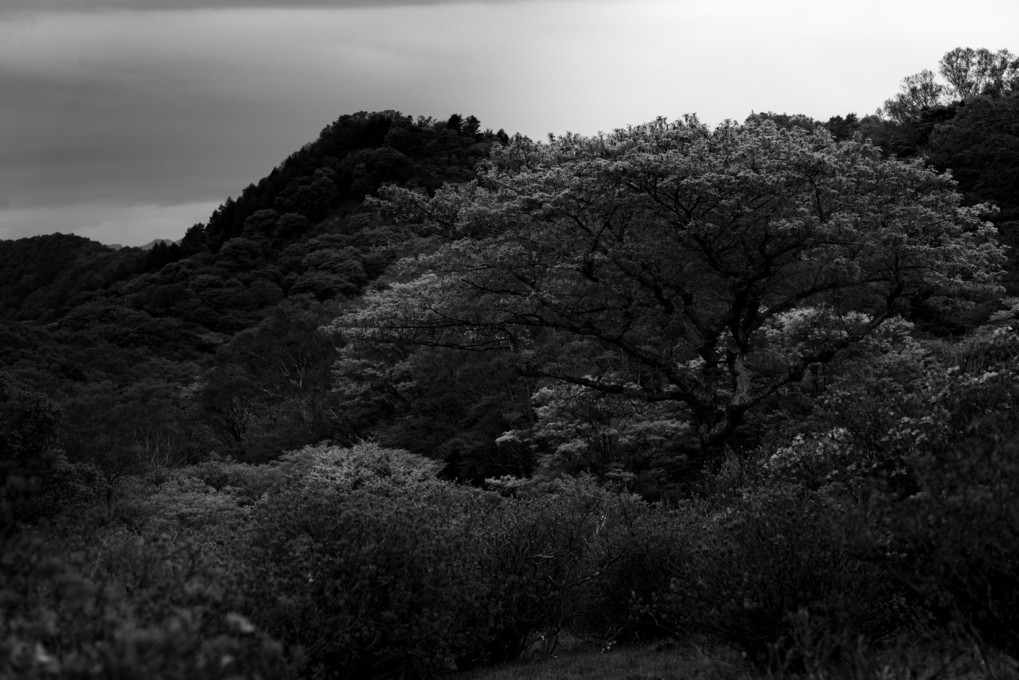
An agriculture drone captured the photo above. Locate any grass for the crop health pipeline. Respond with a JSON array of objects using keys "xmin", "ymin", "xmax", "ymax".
[
  {"xmin": 453, "ymin": 639, "xmax": 751, "ymax": 680},
  {"xmin": 451, "ymin": 636, "xmax": 1019, "ymax": 680}
]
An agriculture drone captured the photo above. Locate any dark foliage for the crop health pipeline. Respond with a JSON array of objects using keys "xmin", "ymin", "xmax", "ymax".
[
  {"xmin": 2, "ymin": 81, "xmax": 1019, "ymax": 677},
  {"xmin": 201, "ymin": 110, "xmax": 499, "ymax": 251},
  {"xmin": 0, "ymin": 234, "xmax": 146, "ymax": 321}
]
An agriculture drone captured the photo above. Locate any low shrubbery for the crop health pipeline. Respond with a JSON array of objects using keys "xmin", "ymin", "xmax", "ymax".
[
  {"xmin": 248, "ymin": 476, "xmax": 477, "ymax": 678},
  {"xmin": 665, "ymin": 486, "xmax": 904, "ymax": 667},
  {"xmin": 881, "ymin": 411, "xmax": 1019, "ymax": 659},
  {"xmin": 5, "ymin": 413, "xmax": 1019, "ymax": 678},
  {"xmin": 243, "ymin": 448, "xmax": 673, "ymax": 676},
  {"xmin": 0, "ymin": 519, "xmax": 295, "ymax": 679}
]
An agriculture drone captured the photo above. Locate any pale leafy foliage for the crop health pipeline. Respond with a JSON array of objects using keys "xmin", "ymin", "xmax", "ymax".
[
  {"xmin": 274, "ymin": 441, "xmax": 443, "ymax": 491},
  {"xmin": 330, "ymin": 117, "xmax": 1005, "ymax": 451},
  {"xmin": 517, "ymin": 381, "xmax": 689, "ymax": 488}
]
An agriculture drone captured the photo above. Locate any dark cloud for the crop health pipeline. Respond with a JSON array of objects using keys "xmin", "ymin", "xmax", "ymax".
[
  {"xmin": 0, "ymin": 8, "xmax": 346, "ymax": 214},
  {"xmin": 0, "ymin": 60, "xmax": 288, "ymax": 209},
  {"xmin": 0, "ymin": 4, "xmax": 524, "ymax": 244},
  {"xmin": 0, "ymin": 0, "xmax": 523, "ymax": 12}
]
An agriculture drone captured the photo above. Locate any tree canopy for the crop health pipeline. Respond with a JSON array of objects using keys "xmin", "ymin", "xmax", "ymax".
[
  {"xmin": 330, "ymin": 117, "xmax": 1005, "ymax": 455},
  {"xmin": 882, "ymin": 48, "xmax": 1019, "ymax": 124}
]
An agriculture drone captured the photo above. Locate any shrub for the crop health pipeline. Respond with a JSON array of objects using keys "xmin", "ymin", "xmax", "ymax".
[
  {"xmin": 571, "ymin": 499, "xmax": 693, "ymax": 645},
  {"xmin": 658, "ymin": 483, "xmax": 904, "ymax": 669},
  {"xmin": 883, "ymin": 413, "xmax": 1019, "ymax": 658},
  {"xmin": 0, "ymin": 524, "xmax": 295, "ymax": 679},
  {"xmin": 461, "ymin": 477, "xmax": 624, "ymax": 663},
  {"xmin": 245, "ymin": 444, "xmax": 483, "ymax": 678},
  {"xmin": 2, "ymin": 452, "xmax": 300, "ymax": 679},
  {"xmin": 244, "ymin": 448, "xmax": 686, "ymax": 673},
  {"xmin": 857, "ymin": 321, "xmax": 1019, "ymax": 658},
  {"xmin": 249, "ymin": 483, "xmax": 486, "ymax": 678}
]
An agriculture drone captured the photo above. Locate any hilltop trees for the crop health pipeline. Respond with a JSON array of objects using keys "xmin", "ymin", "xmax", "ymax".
[
  {"xmin": 872, "ymin": 48, "xmax": 1019, "ymax": 167},
  {"xmin": 882, "ymin": 70, "xmax": 948, "ymax": 125},
  {"xmin": 331, "ymin": 118, "xmax": 1005, "ymax": 460},
  {"xmin": 201, "ymin": 110, "xmax": 501, "ymax": 252},
  {"xmin": 866, "ymin": 48, "xmax": 1019, "ymax": 291},
  {"xmin": 939, "ymin": 47, "xmax": 1019, "ymax": 99},
  {"xmin": 926, "ymin": 93, "xmax": 1019, "ymax": 223},
  {"xmin": 883, "ymin": 48, "xmax": 1019, "ymax": 124}
]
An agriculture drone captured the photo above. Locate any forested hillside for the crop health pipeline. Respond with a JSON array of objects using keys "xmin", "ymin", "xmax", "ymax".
[
  {"xmin": 1, "ymin": 111, "xmax": 505, "ymax": 467},
  {"xmin": 4, "ymin": 49, "xmax": 1019, "ymax": 679}
]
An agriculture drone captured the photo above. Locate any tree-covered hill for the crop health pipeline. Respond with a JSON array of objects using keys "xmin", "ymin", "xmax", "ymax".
[
  {"xmin": 2, "ymin": 61, "xmax": 1019, "ymax": 472},
  {"xmin": 2, "ymin": 53, "xmax": 1018, "ymax": 472},
  {"xmin": 5, "ymin": 50, "xmax": 1019, "ymax": 679},
  {"xmin": 1, "ymin": 111, "xmax": 506, "ymax": 323},
  {"xmin": 0, "ymin": 110, "xmax": 511, "ymax": 466},
  {"xmin": 0, "ymin": 234, "xmax": 146, "ymax": 321}
]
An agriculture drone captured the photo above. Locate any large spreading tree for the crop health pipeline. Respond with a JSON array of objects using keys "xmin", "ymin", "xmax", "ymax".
[{"xmin": 329, "ymin": 117, "xmax": 1004, "ymax": 457}]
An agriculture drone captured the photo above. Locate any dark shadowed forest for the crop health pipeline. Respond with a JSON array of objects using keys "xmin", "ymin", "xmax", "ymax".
[{"xmin": 4, "ymin": 48, "xmax": 1019, "ymax": 679}]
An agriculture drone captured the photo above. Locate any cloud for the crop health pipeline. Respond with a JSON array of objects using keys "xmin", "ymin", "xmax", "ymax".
[
  {"xmin": 1, "ymin": 4, "xmax": 573, "ymax": 229},
  {"xmin": 0, "ymin": 0, "xmax": 530, "ymax": 13},
  {"xmin": 0, "ymin": 9, "xmax": 330, "ymax": 218}
]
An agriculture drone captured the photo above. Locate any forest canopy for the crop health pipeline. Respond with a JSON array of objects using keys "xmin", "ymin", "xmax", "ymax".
[{"xmin": 330, "ymin": 117, "xmax": 1005, "ymax": 456}]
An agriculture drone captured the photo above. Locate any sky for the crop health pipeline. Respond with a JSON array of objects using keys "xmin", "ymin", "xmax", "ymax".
[{"xmin": 1, "ymin": 0, "xmax": 1018, "ymax": 247}]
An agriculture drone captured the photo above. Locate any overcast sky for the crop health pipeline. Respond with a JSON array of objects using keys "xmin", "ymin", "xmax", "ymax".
[{"xmin": 2, "ymin": 0, "xmax": 1017, "ymax": 247}]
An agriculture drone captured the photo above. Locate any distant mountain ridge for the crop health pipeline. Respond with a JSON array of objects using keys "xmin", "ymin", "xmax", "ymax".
[{"xmin": 107, "ymin": 238, "xmax": 181, "ymax": 251}]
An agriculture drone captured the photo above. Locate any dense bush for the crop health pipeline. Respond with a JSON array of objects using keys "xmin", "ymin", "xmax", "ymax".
[
  {"xmin": 242, "ymin": 446, "xmax": 703, "ymax": 674},
  {"xmin": 8, "ymin": 417, "xmax": 1019, "ymax": 678},
  {"xmin": 461, "ymin": 477, "xmax": 639, "ymax": 663},
  {"xmin": 243, "ymin": 447, "xmax": 637, "ymax": 675},
  {"xmin": 570, "ymin": 498, "xmax": 693, "ymax": 645},
  {"xmin": 684, "ymin": 485, "xmax": 902, "ymax": 667},
  {"xmin": 875, "ymin": 327, "xmax": 1019, "ymax": 658},
  {"xmin": 248, "ymin": 479, "xmax": 481, "ymax": 678},
  {"xmin": 1, "ymin": 513, "xmax": 295, "ymax": 679},
  {"xmin": 888, "ymin": 427, "xmax": 1019, "ymax": 658},
  {"xmin": 240, "ymin": 445, "xmax": 473, "ymax": 676},
  {"xmin": 761, "ymin": 318, "xmax": 1019, "ymax": 664}
]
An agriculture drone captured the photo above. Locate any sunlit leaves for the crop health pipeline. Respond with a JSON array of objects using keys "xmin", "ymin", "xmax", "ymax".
[{"xmin": 332, "ymin": 117, "xmax": 1005, "ymax": 454}]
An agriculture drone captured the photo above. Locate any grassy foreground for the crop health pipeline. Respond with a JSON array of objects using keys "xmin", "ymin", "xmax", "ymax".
[
  {"xmin": 455, "ymin": 641, "xmax": 747, "ymax": 680},
  {"xmin": 454, "ymin": 638, "xmax": 1019, "ymax": 680}
]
